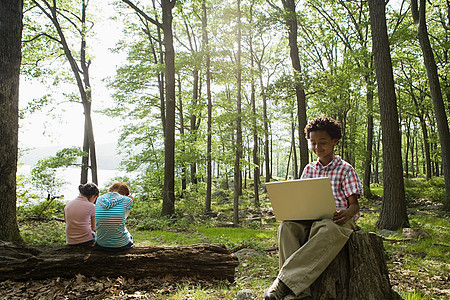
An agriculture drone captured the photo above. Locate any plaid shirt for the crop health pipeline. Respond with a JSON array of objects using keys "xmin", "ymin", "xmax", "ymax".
[{"xmin": 301, "ymin": 155, "xmax": 363, "ymax": 219}]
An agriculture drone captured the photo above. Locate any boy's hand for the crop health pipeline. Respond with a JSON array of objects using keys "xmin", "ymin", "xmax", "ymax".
[
  {"xmin": 333, "ymin": 195, "xmax": 360, "ymax": 225},
  {"xmin": 332, "ymin": 209, "xmax": 352, "ymax": 225}
]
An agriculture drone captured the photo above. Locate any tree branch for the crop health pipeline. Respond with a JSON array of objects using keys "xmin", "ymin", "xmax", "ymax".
[
  {"xmin": 22, "ymin": 32, "xmax": 60, "ymax": 44},
  {"xmin": 122, "ymin": 0, "xmax": 163, "ymax": 29}
]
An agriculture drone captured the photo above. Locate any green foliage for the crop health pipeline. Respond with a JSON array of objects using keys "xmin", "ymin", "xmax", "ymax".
[
  {"xmin": 16, "ymin": 171, "xmax": 41, "ymax": 207},
  {"xmin": 45, "ymin": 147, "xmax": 87, "ymax": 168},
  {"xmin": 30, "ymin": 163, "xmax": 64, "ymax": 197},
  {"xmin": 17, "ymin": 196, "xmax": 66, "ymax": 220},
  {"xmin": 399, "ymin": 290, "xmax": 429, "ymax": 300},
  {"xmin": 30, "ymin": 147, "xmax": 86, "ymax": 197}
]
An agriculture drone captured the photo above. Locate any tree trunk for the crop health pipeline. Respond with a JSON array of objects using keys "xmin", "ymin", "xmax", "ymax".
[
  {"xmin": 282, "ymin": 0, "xmax": 309, "ymax": 171},
  {"xmin": 411, "ymin": 133, "xmax": 415, "ymax": 177},
  {"xmin": 0, "ymin": 0, "xmax": 23, "ymax": 242},
  {"xmin": 262, "ymin": 74, "xmax": 271, "ymax": 182},
  {"xmin": 311, "ymin": 232, "xmax": 401, "ymax": 300},
  {"xmin": 234, "ymin": 0, "xmax": 243, "ymax": 226},
  {"xmin": 203, "ymin": 0, "xmax": 213, "ymax": 212},
  {"xmin": 0, "ymin": 242, "xmax": 238, "ymax": 282},
  {"xmin": 291, "ymin": 110, "xmax": 298, "ymax": 179},
  {"xmin": 34, "ymin": 0, "xmax": 98, "ymax": 185},
  {"xmin": 161, "ymin": 0, "xmax": 177, "ymax": 217},
  {"xmin": 178, "ymin": 75, "xmax": 187, "ymax": 193},
  {"xmin": 80, "ymin": 112, "xmax": 97, "ymax": 185},
  {"xmin": 374, "ymin": 127, "xmax": 381, "ymax": 184},
  {"xmin": 363, "ymin": 66, "xmax": 375, "ymax": 198},
  {"xmin": 80, "ymin": 123, "xmax": 89, "ymax": 184},
  {"xmin": 404, "ymin": 118, "xmax": 411, "ymax": 178},
  {"xmin": 157, "ymin": 26, "xmax": 166, "ymax": 136},
  {"xmin": 80, "ymin": 0, "xmax": 97, "ymax": 185},
  {"xmin": 285, "ymin": 144, "xmax": 292, "ymax": 180},
  {"xmin": 251, "ymin": 72, "xmax": 260, "ymax": 205},
  {"xmin": 249, "ymin": 2, "xmax": 260, "ymax": 207},
  {"xmin": 84, "ymin": 105, "xmax": 98, "ymax": 185},
  {"xmin": 368, "ymin": 0, "xmax": 409, "ymax": 230},
  {"xmin": 416, "ymin": 106, "xmax": 432, "ymax": 180},
  {"xmin": 190, "ymin": 69, "xmax": 199, "ymax": 185},
  {"xmin": 412, "ymin": 0, "xmax": 450, "ymax": 210}
]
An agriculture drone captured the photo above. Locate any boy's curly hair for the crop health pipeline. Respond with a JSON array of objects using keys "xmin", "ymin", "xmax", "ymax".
[{"xmin": 304, "ymin": 117, "xmax": 342, "ymax": 140}]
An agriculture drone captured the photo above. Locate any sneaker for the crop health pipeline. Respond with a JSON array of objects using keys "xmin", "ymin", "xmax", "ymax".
[
  {"xmin": 264, "ymin": 278, "xmax": 291, "ymax": 300},
  {"xmin": 284, "ymin": 294, "xmax": 313, "ymax": 300}
]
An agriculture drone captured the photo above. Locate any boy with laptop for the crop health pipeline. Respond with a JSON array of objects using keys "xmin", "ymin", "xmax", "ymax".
[{"xmin": 264, "ymin": 117, "xmax": 363, "ymax": 300}]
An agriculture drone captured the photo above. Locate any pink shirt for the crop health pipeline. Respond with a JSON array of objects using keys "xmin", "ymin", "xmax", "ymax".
[{"xmin": 64, "ymin": 195, "xmax": 95, "ymax": 245}]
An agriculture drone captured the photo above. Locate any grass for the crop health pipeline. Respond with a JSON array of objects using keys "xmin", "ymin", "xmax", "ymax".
[
  {"xmin": 133, "ymin": 226, "xmax": 277, "ymax": 250},
  {"xmin": 360, "ymin": 178, "xmax": 450, "ymax": 300},
  {"xmin": 19, "ymin": 219, "xmax": 66, "ymax": 245},
  {"xmin": 15, "ymin": 177, "xmax": 450, "ymax": 299}
]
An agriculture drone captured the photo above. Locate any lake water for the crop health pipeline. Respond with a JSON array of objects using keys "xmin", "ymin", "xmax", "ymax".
[{"xmin": 18, "ymin": 165, "xmax": 129, "ymax": 202}]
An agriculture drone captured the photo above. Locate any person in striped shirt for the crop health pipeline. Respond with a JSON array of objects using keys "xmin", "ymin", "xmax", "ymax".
[
  {"xmin": 264, "ymin": 117, "xmax": 363, "ymax": 300},
  {"xmin": 95, "ymin": 182, "xmax": 134, "ymax": 250}
]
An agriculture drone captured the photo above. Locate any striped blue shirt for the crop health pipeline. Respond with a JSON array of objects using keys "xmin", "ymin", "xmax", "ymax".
[{"xmin": 95, "ymin": 192, "xmax": 133, "ymax": 248}]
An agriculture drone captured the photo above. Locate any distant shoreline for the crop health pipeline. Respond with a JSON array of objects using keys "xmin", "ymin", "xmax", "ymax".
[
  {"xmin": 18, "ymin": 164, "xmax": 128, "ymax": 201},
  {"xmin": 19, "ymin": 143, "xmax": 122, "ymax": 171}
]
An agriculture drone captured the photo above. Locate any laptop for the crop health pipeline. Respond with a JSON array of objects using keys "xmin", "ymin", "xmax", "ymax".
[{"xmin": 265, "ymin": 177, "xmax": 336, "ymax": 221}]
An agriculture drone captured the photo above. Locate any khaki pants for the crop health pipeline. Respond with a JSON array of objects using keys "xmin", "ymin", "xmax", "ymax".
[{"xmin": 277, "ymin": 219, "xmax": 355, "ymax": 297}]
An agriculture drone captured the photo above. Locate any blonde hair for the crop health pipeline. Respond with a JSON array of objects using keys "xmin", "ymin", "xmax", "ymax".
[{"xmin": 108, "ymin": 182, "xmax": 130, "ymax": 196}]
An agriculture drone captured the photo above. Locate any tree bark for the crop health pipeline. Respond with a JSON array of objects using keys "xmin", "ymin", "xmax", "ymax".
[
  {"xmin": 0, "ymin": 0, "xmax": 23, "ymax": 242},
  {"xmin": 203, "ymin": 0, "xmax": 213, "ymax": 212},
  {"xmin": 368, "ymin": 0, "xmax": 409, "ymax": 230},
  {"xmin": 281, "ymin": 0, "xmax": 309, "ymax": 172},
  {"xmin": 291, "ymin": 109, "xmax": 298, "ymax": 179},
  {"xmin": 161, "ymin": 0, "xmax": 177, "ymax": 217},
  {"xmin": 412, "ymin": 0, "xmax": 450, "ymax": 210},
  {"xmin": 178, "ymin": 75, "xmax": 187, "ymax": 193},
  {"xmin": 311, "ymin": 232, "xmax": 401, "ymax": 300},
  {"xmin": 414, "ymin": 96, "xmax": 432, "ymax": 180},
  {"xmin": 234, "ymin": 0, "xmax": 243, "ymax": 226},
  {"xmin": 363, "ymin": 67, "xmax": 375, "ymax": 198},
  {"xmin": 81, "ymin": 122, "xmax": 89, "ymax": 184},
  {"xmin": 80, "ymin": 0, "xmax": 97, "ymax": 185},
  {"xmin": 263, "ymin": 77, "xmax": 271, "ymax": 182},
  {"xmin": 0, "ymin": 242, "xmax": 238, "ymax": 282},
  {"xmin": 404, "ymin": 118, "xmax": 411, "ymax": 178},
  {"xmin": 190, "ymin": 69, "xmax": 199, "ymax": 185},
  {"xmin": 374, "ymin": 127, "xmax": 381, "ymax": 184},
  {"xmin": 249, "ymin": 2, "xmax": 260, "ymax": 207}
]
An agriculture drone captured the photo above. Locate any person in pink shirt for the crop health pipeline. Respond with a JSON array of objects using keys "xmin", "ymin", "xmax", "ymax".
[{"xmin": 64, "ymin": 183, "xmax": 99, "ymax": 246}]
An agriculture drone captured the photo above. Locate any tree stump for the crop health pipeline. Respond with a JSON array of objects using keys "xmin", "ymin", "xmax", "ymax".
[
  {"xmin": 0, "ymin": 242, "xmax": 238, "ymax": 282},
  {"xmin": 311, "ymin": 232, "xmax": 401, "ymax": 300}
]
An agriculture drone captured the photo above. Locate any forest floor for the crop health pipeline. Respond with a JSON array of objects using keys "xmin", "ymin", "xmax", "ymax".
[{"xmin": 1, "ymin": 180, "xmax": 449, "ymax": 299}]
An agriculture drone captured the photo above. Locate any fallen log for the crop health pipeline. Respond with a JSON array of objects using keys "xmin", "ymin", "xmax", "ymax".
[
  {"xmin": 311, "ymin": 232, "xmax": 401, "ymax": 300},
  {"xmin": 0, "ymin": 242, "xmax": 238, "ymax": 282}
]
